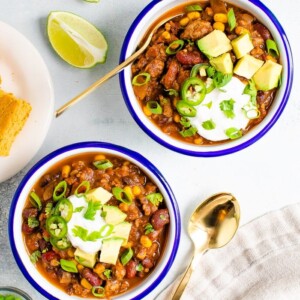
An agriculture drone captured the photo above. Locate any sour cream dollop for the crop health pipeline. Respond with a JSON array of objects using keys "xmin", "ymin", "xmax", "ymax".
[
  {"xmin": 189, "ymin": 77, "xmax": 251, "ymax": 142},
  {"xmin": 67, "ymin": 195, "xmax": 106, "ymax": 254}
]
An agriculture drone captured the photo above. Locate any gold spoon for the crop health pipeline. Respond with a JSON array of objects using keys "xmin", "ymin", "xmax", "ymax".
[
  {"xmin": 55, "ymin": 13, "xmax": 182, "ymax": 118},
  {"xmin": 172, "ymin": 192, "xmax": 240, "ymax": 300}
]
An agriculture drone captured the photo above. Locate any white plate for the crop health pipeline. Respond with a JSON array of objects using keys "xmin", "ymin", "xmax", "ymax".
[{"xmin": 0, "ymin": 21, "xmax": 54, "ymax": 183}]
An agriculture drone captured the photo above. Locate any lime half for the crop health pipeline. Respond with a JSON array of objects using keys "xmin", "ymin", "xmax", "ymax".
[{"xmin": 47, "ymin": 11, "xmax": 108, "ymax": 68}]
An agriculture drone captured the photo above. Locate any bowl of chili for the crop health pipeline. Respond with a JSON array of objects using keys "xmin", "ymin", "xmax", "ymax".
[
  {"xmin": 9, "ymin": 142, "xmax": 180, "ymax": 300},
  {"xmin": 119, "ymin": 0, "xmax": 293, "ymax": 156}
]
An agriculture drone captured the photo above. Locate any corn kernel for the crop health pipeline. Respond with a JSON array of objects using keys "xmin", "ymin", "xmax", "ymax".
[
  {"xmin": 214, "ymin": 13, "xmax": 228, "ymax": 23},
  {"xmin": 173, "ymin": 114, "xmax": 181, "ymax": 123},
  {"xmin": 143, "ymin": 105, "xmax": 152, "ymax": 116},
  {"xmin": 140, "ymin": 235, "xmax": 152, "ymax": 248},
  {"xmin": 93, "ymin": 263, "xmax": 105, "ymax": 276},
  {"xmin": 179, "ymin": 17, "xmax": 190, "ymax": 27},
  {"xmin": 124, "ymin": 186, "xmax": 134, "ymax": 199},
  {"xmin": 187, "ymin": 11, "xmax": 201, "ymax": 20},
  {"xmin": 213, "ymin": 22, "xmax": 225, "ymax": 32},
  {"xmin": 194, "ymin": 138, "xmax": 203, "ymax": 145},
  {"xmin": 81, "ymin": 278, "xmax": 92, "ymax": 290},
  {"xmin": 132, "ymin": 185, "xmax": 141, "ymax": 196},
  {"xmin": 161, "ymin": 31, "xmax": 171, "ymax": 40},
  {"xmin": 67, "ymin": 248, "xmax": 75, "ymax": 258},
  {"xmin": 77, "ymin": 264, "xmax": 84, "ymax": 272},
  {"xmin": 205, "ymin": 7, "xmax": 214, "ymax": 16},
  {"xmin": 266, "ymin": 55, "xmax": 276, "ymax": 62},
  {"xmin": 235, "ymin": 26, "xmax": 249, "ymax": 35},
  {"xmin": 61, "ymin": 165, "xmax": 71, "ymax": 178},
  {"xmin": 123, "ymin": 241, "xmax": 133, "ymax": 249},
  {"xmin": 165, "ymin": 23, "xmax": 171, "ymax": 31},
  {"xmin": 94, "ymin": 154, "xmax": 106, "ymax": 161},
  {"xmin": 119, "ymin": 202, "xmax": 129, "ymax": 212}
]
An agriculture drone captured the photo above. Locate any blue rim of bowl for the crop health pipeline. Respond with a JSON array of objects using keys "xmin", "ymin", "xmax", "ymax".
[
  {"xmin": 8, "ymin": 141, "xmax": 181, "ymax": 300},
  {"xmin": 119, "ymin": 0, "xmax": 293, "ymax": 157}
]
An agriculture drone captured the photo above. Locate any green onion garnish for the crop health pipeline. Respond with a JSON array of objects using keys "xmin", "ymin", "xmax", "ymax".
[
  {"xmin": 99, "ymin": 224, "xmax": 114, "ymax": 238},
  {"xmin": 225, "ymin": 127, "xmax": 242, "ymax": 139},
  {"xmin": 93, "ymin": 159, "xmax": 113, "ymax": 170},
  {"xmin": 266, "ymin": 39, "xmax": 279, "ymax": 57},
  {"xmin": 146, "ymin": 101, "xmax": 163, "ymax": 114},
  {"xmin": 92, "ymin": 286, "xmax": 105, "ymax": 298},
  {"xmin": 185, "ymin": 4, "xmax": 202, "ymax": 12},
  {"xmin": 112, "ymin": 187, "xmax": 132, "ymax": 204},
  {"xmin": 60, "ymin": 259, "xmax": 78, "ymax": 273},
  {"xmin": 179, "ymin": 126, "xmax": 198, "ymax": 137},
  {"xmin": 227, "ymin": 8, "xmax": 236, "ymax": 31},
  {"xmin": 132, "ymin": 72, "xmax": 150, "ymax": 86},
  {"xmin": 75, "ymin": 180, "xmax": 90, "ymax": 196},
  {"xmin": 53, "ymin": 181, "xmax": 67, "ymax": 201},
  {"xmin": 166, "ymin": 40, "xmax": 184, "ymax": 55},
  {"xmin": 29, "ymin": 191, "xmax": 42, "ymax": 211},
  {"xmin": 121, "ymin": 248, "xmax": 133, "ymax": 265}
]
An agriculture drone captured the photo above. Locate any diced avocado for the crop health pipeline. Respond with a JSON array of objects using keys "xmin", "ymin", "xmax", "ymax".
[
  {"xmin": 102, "ymin": 205, "xmax": 127, "ymax": 225},
  {"xmin": 74, "ymin": 248, "xmax": 97, "ymax": 268},
  {"xmin": 233, "ymin": 54, "xmax": 264, "ymax": 79},
  {"xmin": 210, "ymin": 53, "xmax": 233, "ymax": 74},
  {"xmin": 112, "ymin": 222, "xmax": 132, "ymax": 245},
  {"xmin": 197, "ymin": 30, "xmax": 232, "ymax": 58},
  {"xmin": 99, "ymin": 237, "xmax": 124, "ymax": 265},
  {"xmin": 85, "ymin": 187, "xmax": 112, "ymax": 204},
  {"xmin": 231, "ymin": 34, "xmax": 254, "ymax": 59},
  {"xmin": 253, "ymin": 60, "xmax": 283, "ymax": 91}
]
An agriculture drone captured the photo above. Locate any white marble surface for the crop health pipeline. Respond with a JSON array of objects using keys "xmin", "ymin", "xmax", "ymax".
[{"xmin": 0, "ymin": 0, "xmax": 299, "ymax": 299}]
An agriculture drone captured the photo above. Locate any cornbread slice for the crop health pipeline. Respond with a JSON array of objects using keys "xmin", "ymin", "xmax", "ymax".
[{"xmin": 0, "ymin": 90, "xmax": 32, "ymax": 156}]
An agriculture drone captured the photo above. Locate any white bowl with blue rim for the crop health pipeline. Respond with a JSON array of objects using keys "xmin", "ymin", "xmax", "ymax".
[
  {"xmin": 9, "ymin": 141, "xmax": 180, "ymax": 300},
  {"xmin": 119, "ymin": 0, "xmax": 293, "ymax": 157}
]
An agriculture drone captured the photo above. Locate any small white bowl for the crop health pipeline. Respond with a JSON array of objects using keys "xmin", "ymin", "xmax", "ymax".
[
  {"xmin": 9, "ymin": 142, "xmax": 180, "ymax": 300},
  {"xmin": 119, "ymin": 0, "xmax": 293, "ymax": 157}
]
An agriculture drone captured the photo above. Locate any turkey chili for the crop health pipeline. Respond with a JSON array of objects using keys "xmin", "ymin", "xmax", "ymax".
[
  {"xmin": 131, "ymin": 0, "xmax": 282, "ymax": 145},
  {"xmin": 22, "ymin": 153, "xmax": 170, "ymax": 298}
]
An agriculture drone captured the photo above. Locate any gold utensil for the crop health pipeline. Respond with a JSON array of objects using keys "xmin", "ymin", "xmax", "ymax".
[
  {"xmin": 172, "ymin": 192, "xmax": 240, "ymax": 300},
  {"xmin": 55, "ymin": 14, "xmax": 182, "ymax": 117}
]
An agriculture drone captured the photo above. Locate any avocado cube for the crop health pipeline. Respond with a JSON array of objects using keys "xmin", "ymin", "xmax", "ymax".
[
  {"xmin": 102, "ymin": 205, "xmax": 127, "ymax": 225},
  {"xmin": 112, "ymin": 222, "xmax": 132, "ymax": 245},
  {"xmin": 210, "ymin": 53, "xmax": 233, "ymax": 74},
  {"xmin": 85, "ymin": 187, "xmax": 112, "ymax": 204},
  {"xmin": 231, "ymin": 34, "xmax": 254, "ymax": 59},
  {"xmin": 233, "ymin": 54, "xmax": 264, "ymax": 79},
  {"xmin": 253, "ymin": 60, "xmax": 282, "ymax": 91},
  {"xmin": 74, "ymin": 248, "xmax": 97, "ymax": 268},
  {"xmin": 197, "ymin": 30, "xmax": 232, "ymax": 58},
  {"xmin": 100, "ymin": 237, "xmax": 124, "ymax": 265}
]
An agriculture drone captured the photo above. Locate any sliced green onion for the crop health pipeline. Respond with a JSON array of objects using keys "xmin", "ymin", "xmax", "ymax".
[
  {"xmin": 132, "ymin": 72, "xmax": 150, "ymax": 86},
  {"xmin": 60, "ymin": 259, "xmax": 78, "ymax": 273},
  {"xmin": 185, "ymin": 4, "xmax": 202, "ymax": 12},
  {"xmin": 93, "ymin": 159, "xmax": 113, "ymax": 170},
  {"xmin": 146, "ymin": 193, "xmax": 163, "ymax": 206},
  {"xmin": 112, "ymin": 186, "xmax": 132, "ymax": 204},
  {"xmin": 166, "ymin": 40, "xmax": 184, "ymax": 55},
  {"xmin": 244, "ymin": 107, "xmax": 261, "ymax": 119},
  {"xmin": 180, "ymin": 117, "xmax": 191, "ymax": 128},
  {"xmin": 29, "ymin": 191, "xmax": 42, "ymax": 211},
  {"xmin": 146, "ymin": 101, "xmax": 163, "ymax": 114},
  {"xmin": 180, "ymin": 126, "xmax": 198, "ymax": 137},
  {"xmin": 228, "ymin": 8, "xmax": 236, "ymax": 31},
  {"xmin": 75, "ymin": 180, "xmax": 90, "ymax": 196},
  {"xmin": 225, "ymin": 127, "xmax": 242, "ymax": 139},
  {"xmin": 202, "ymin": 119, "xmax": 216, "ymax": 130},
  {"xmin": 266, "ymin": 39, "xmax": 279, "ymax": 57},
  {"xmin": 92, "ymin": 286, "xmax": 105, "ymax": 298},
  {"xmin": 53, "ymin": 181, "xmax": 67, "ymax": 201},
  {"xmin": 136, "ymin": 263, "xmax": 144, "ymax": 272},
  {"xmin": 99, "ymin": 224, "xmax": 114, "ymax": 238},
  {"xmin": 190, "ymin": 63, "xmax": 209, "ymax": 77},
  {"xmin": 121, "ymin": 248, "xmax": 133, "ymax": 265}
]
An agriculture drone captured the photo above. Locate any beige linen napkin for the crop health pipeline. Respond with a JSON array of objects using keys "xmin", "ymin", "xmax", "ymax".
[{"xmin": 156, "ymin": 203, "xmax": 300, "ymax": 300}]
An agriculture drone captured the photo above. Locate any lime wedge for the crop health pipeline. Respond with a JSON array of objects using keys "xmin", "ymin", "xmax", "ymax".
[{"xmin": 47, "ymin": 11, "xmax": 108, "ymax": 68}]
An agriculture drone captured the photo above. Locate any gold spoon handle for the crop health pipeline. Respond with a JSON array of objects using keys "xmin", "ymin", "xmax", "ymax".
[{"xmin": 171, "ymin": 257, "xmax": 194, "ymax": 300}]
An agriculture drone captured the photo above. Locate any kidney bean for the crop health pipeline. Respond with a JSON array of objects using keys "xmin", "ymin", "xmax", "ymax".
[
  {"xmin": 22, "ymin": 208, "xmax": 38, "ymax": 220},
  {"xmin": 126, "ymin": 260, "xmax": 137, "ymax": 279},
  {"xmin": 176, "ymin": 50, "xmax": 203, "ymax": 65},
  {"xmin": 151, "ymin": 209, "xmax": 170, "ymax": 230},
  {"xmin": 82, "ymin": 268, "xmax": 102, "ymax": 286},
  {"xmin": 42, "ymin": 250, "xmax": 57, "ymax": 262},
  {"xmin": 253, "ymin": 23, "xmax": 271, "ymax": 40}
]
